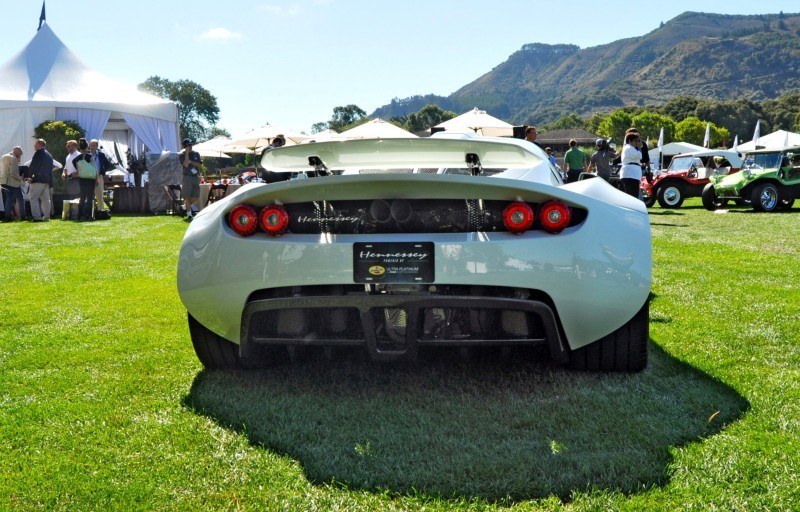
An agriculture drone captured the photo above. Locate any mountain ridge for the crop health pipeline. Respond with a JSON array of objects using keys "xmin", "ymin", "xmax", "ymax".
[{"xmin": 371, "ymin": 11, "xmax": 800, "ymax": 125}]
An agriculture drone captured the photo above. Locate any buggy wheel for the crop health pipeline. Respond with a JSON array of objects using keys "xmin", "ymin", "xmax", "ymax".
[
  {"xmin": 751, "ymin": 183, "xmax": 780, "ymax": 212},
  {"xmin": 701, "ymin": 183, "xmax": 722, "ymax": 211},
  {"xmin": 657, "ymin": 184, "xmax": 684, "ymax": 208},
  {"xmin": 188, "ymin": 313, "xmax": 241, "ymax": 369},
  {"xmin": 642, "ymin": 194, "xmax": 656, "ymax": 208},
  {"xmin": 568, "ymin": 302, "xmax": 648, "ymax": 372}
]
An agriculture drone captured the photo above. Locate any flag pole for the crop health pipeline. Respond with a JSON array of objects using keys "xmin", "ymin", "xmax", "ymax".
[{"xmin": 38, "ymin": 1, "xmax": 46, "ymax": 30}]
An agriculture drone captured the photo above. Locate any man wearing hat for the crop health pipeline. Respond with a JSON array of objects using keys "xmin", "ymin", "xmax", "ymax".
[{"xmin": 178, "ymin": 138, "xmax": 202, "ymax": 220}]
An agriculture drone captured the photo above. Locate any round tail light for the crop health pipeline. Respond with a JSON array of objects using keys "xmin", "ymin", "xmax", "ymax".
[
  {"xmin": 539, "ymin": 200, "xmax": 571, "ymax": 234},
  {"xmin": 260, "ymin": 205, "xmax": 289, "ymax": 236},
  {"xmin": 227, "ymin": 205, "xmax": 258, "ymax": 236},
  {"xmin": 502, "ymin": 202, "xmax": 534, "ymax": 234}
]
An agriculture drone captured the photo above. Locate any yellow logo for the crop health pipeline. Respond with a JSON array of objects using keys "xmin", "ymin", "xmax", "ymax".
[{"xmin": 368, "ymin": 265, "xmax": 386, "ymax": 276}]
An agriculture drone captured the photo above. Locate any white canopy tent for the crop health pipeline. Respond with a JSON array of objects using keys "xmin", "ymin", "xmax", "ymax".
[
  {"xmin": 339, "ymin": 119, "xmax": 417, "ymax": 139},
  {"xmin": 736, "ymin": 130, "xmax": 800, "ymax": 152},
  {"xmin": 648, "ymin": 141, "xmax": 705, "ymax": 165},
  {"xmin": 0, "ymin": 24, "xmax": 179, "ymax": 159},
  {"xmin": 433, "ymin": 107, "xmax": 514, "ymax": 137}
]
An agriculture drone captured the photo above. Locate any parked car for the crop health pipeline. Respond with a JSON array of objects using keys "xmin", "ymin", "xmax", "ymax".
[
  {"xmin": 178, "ymin": 136, "xmax": 652, "ymax": 372},
  {"xmin": 702, "ymin": 146, "xmax": 800, "ymax": 212},
  {"xmin": 641, "ymin": 149, "xmax": 742, "ymax": 208}
]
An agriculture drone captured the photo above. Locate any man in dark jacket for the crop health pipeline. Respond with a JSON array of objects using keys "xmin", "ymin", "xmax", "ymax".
[
  {"xmin": 89, "ymin": 139, "xmax": 112, "ymax": 214},
  {"xmin": 25, "ymin": 139, "xmax": 55, "ymax": 221}
]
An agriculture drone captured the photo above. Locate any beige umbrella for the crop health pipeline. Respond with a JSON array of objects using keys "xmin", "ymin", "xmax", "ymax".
[
  {"xmin": 192, "ymin": 136, "xmax": 233, "ymax": 158},
  {"xmin": 339, "ymin": 119, "xmax": 417, "ymax": 139},
  {"xmin": 433, "ymin": 107, "xmax": 514, "ymax": 137},
  {"xmin": 302, "ymin": 128, "xmax": 348, "ymax": 143},
  {"xmin": 225, "ymin": 123, "xmax": 310, "ymax": 150}
]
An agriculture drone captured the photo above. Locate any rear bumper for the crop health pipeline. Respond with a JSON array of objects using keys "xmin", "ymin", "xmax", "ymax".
[{"xmin": 240, "ymin": 292, "xmax": 567, "ymax": 362}]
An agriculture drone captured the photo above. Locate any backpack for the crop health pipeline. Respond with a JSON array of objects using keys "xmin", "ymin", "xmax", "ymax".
[{"xmin": 76, "ymin": 157, "xmax": 97, "ymax": 179}]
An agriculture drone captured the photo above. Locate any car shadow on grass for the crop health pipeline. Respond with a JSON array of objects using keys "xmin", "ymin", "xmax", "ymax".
[
  {"xmin": 647, "ymin": 209, "xmax": 685, "ymax": 215},
  {"xmin": 183, "ymin": 343, "xmax": 748, "ymax": 503}
]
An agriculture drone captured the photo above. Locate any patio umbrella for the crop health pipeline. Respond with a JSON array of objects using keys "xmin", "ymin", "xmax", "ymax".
[
  {"xmin": 303, "ymin": 128, "xmax": 348, "ymax": 143},
  {"xmin": 226, "ymin": 123, "xmax": 310, "ymax": 149},
  {"xmin": 433, "ymin": 107, "xmax": 514, "ymax": 137},
  {"xmin": 192, "ymin": 136, "xmax": 233, "ymax": 158},
  {"xmin": 339, "ymin": 119, "xmax": 417, "ymax": 139}
]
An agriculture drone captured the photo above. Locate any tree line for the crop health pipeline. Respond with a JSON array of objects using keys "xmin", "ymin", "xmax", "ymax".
[
  {"xmin": 543, "ymin": 94, "xmax": 800, "ymax": 148},
  {"xmin": 135, "ymin": 74, "xmax": 800, "ymax": 150}
]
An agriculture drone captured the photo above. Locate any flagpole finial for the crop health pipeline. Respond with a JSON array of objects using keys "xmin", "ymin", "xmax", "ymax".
[{"xmin": 37, "ymin": 1, "xmax": 46, "ymax": 31}]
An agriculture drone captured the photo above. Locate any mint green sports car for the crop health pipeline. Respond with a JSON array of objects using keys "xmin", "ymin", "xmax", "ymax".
[
  {"xmin": 178, "ymin": 135, "xmax": 652, "ymax": 372},
  {"xmin": 703, "ymin": 146, "xmax": 800, "ymax": 212}
]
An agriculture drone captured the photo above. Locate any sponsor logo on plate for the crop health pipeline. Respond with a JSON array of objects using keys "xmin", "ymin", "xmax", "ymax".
[{"xmin": 369, "ymin": 265, "xmax": 386, "ymax": 276}]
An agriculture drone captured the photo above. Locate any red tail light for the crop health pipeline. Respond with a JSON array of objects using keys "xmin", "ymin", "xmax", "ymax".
[
  {"xmin": 227, "ymin": 205, "xmax": 258, "ymax": 236},
  {"xmin": 502, "ymin": 202, "xmax": 534, "ymax": 234},
  {"xmin": 539, "ymin": 200, "xmax": 571, "ymax": 234},
  {"xmin": 260, "ymin": 205, "xmax": 289, "ymax": 236}
]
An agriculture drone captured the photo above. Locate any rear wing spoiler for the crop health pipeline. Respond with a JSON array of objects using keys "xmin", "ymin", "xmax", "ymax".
[{"xmin": 260, "ymin": 137, "xmax": 543, "ymax": 174}]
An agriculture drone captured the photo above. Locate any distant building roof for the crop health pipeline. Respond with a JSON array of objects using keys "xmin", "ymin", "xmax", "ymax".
[{"xmin": 537, "ymin": 129, "xmax": 599, "ymax": 145}]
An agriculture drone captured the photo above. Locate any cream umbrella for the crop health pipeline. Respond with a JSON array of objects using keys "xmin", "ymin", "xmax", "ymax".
[
  {"xmin": 433, "ymin": 107, "xmax": 514, "ymax": 137},
  {"xmin": 339, "ymin": 119, "xmax": 417, "ymax": 139},
  {"xmin": 225, "ymin": 123, "xmax": 310, "ymax": 150},
  {"xmin": 191, "ymin": 136, "xmax": 233, "ymax": 158}
]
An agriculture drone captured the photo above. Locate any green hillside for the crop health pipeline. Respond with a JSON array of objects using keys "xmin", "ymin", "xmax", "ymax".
[{"xmin": 372, "ymin": 11, "xmax": 800, "ymax": 125}]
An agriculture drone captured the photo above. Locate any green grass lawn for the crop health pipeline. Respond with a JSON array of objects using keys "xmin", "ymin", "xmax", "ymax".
[{"xmin": 1, "ymin": 199, "xmax": 798, "ymax": 511}]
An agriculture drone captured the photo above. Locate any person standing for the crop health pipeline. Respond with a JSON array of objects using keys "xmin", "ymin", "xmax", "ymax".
[
  {"xmin": 178, "ymin": 138, "xmax": 202, "ymax": 220},
  {"xmin": 524, "ymin": 126, "xmax": 544, "ymax": 150},
  {"xmin": 75, "ymin": 138, "xmax": 97, "ymax": 221},
  {"xmin": 63, "ymin": 140, "xmax": 81, "ymax": 200},
  {"xmin": 1, "ymin": 146, "xmax": 25, "ymax": 222},
  {"xmin": 89, "ymin": 139, "xmax": 111, "ymax": 215},
  {"xmin": 267, "ymin": 134, "xmax": 285, "ymax": 149},
  {"xmin": 563, "ymin": 139, "xmax": 587, "ymax": 183},
  {"xmin": 587, "ymin": 138, "xmax": 615, "ymax": 182},
  {"xmin": 545, "ymin": 147, "xmax": 558, "ymax": 166},
  {"xmin": 26, "ymin": 139, "xmax": 54, "ymax": 221},
  {"xmin": 620, "ymin": 132, "xmax": 643, "ymax": 198}
]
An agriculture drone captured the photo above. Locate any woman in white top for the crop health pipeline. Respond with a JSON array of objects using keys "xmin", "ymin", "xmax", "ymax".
[{"xmin": 619, "ymin": 132, "xmax": 643, "ymax": 198}]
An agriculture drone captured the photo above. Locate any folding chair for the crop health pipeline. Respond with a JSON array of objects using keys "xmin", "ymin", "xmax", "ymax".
[
  {"xmin": 207, "ymin": 183, "xmax": 228, "ymax": 204},
  {"xmin": 164, "ymin": 184, "xmax": 183, "ymax": 215}
]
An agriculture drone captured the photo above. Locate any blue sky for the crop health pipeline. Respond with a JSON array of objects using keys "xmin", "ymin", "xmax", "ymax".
[{"xmin": 3, "ymin": 1, "xmax": 799, "ymax": 137}]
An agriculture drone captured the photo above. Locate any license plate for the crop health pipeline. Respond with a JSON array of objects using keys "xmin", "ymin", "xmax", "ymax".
[{"xmin": 353, "ymin": 242, "xmax": 434, "ymax": 284}]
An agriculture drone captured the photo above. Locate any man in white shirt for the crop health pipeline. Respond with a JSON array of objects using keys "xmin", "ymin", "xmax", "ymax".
[{"xmin": 62, "ymin": 139, "xmax": 80, "ymax": 199}]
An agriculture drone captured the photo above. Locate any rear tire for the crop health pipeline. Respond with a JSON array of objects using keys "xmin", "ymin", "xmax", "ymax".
[
  {"xmin": 188, "ymin": 313, "xmax": 241, "ymax": 369},
  {"xmin": 568, "ymin": 302, "xmax": 648, "ymax": 372},
  {"xmin": 657, "ymin": 184, "xmax": 684, "ymax": 208}
]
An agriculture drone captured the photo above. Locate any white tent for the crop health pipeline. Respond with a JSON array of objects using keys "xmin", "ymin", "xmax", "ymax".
[
  {"xmin": 648, "ymin": 141, "xmax": 705, "ymax": 164},
  {"xmin": 0, "ymin": 24, "xmax": 179, "ymax": 158},
  {"xmin": 339, "ymin": 119, "xmax": 417, "ymax": 139},
  {"xmin": 736, "ymin": 130, "xmax": 800, "ymax": 152},
  {"xmin": 433, "ymin": 107, "xmax": 514, "ymax": 137}
]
